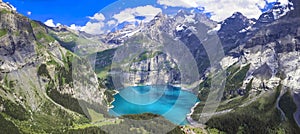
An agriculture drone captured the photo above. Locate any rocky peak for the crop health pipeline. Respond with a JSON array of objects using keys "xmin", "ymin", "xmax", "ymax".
[
  {"xmin": 257, "ymin": 11, "xmax": 275, "ymax": 24},
  {"xmin": 147, "ymin": 12, "xmax": 167, "ymax": 27},
  {"xmin": 231, "ymin": 12, "xmax": 245, "ymax": 19},
  {"xmin": 0, "ymin": 1, "xmax": 16, "ymax": 11},
  {"xmin": 255, "ymin": 0, "xmax": 294, "ymax": 26},
  {"xmin": 51, "ymin": 24, "xmax": 69, "ymax": 32},
  {"xmin": 218, "ymin": 12, "xmax": 254, "ymax": 37},
  {"xmin": 154, "ymin": 12, "xmax": 164, "ymax": 19},
  {"xmin": 104, "ymin": 23, "xmax": 140, "ymax": 45},
  {"xmin": 175, "ymin": 9, "xmax": 192, "ymax": 18}
]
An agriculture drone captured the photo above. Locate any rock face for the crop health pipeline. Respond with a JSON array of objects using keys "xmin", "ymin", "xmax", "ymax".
[
  {"xmin": 239, "ymin": 16, "xmax": 300, "ymax": 91},
  {"xmin": 219, "ymin": 12, "xmax": 255, "ymax": 37},
  {"xmin": 0, "ymin": 7, "xmax": 35, "ymax": 73},
  {"xmin": 125, "ymin": 52, "xmax": 180, "ymax": 85},
  {"xmin": 0, "ymin": 2, "xmax": 43, "ymax": 110}
]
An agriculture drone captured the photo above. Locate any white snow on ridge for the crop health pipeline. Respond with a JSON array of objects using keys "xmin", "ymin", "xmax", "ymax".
[
  {"xmin": 184, "ymin": 14, "xmax": 196, "ymax": 23},
  {"xmin": 121, "ymin": 28, "xmax": 141, "ymax": 38},
  {"xmin": 239, "ymin": 26, "xmax": 252, "ymax": 33},
  {"xmin": 176, "ymin": 24, "xmax": 186, "ymax": 31},
  {"xmin": 207, "ymin": 24, "xmax": 221, "ymax": 34}
]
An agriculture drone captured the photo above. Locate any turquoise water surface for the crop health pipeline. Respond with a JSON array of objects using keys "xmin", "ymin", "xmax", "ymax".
[{"xmin": 109, "ymin": 85, "xmax": 199, "ymax": 125}]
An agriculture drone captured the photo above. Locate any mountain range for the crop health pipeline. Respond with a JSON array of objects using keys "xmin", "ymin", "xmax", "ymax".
[{"xmin": 0, "ymin": 0, "xmax": 300, "ymax": 133}]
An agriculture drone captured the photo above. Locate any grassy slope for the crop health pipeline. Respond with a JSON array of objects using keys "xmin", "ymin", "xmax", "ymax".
[
  {"xmin": 206, "ymin": 85, "xmax": 300, "ymax": 134},
  {"xmin": 192, "ymin": 63, "xmax": 251, "ymax": 121}
]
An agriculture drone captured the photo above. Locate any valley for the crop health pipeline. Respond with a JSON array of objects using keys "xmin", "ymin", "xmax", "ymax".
[{"xmin": 0, "ymin": 0, "xmax": 300, "ymax": 133}]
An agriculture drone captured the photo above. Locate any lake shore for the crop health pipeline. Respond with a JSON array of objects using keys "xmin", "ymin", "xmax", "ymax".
[
  {"xmin": 107, "ymin": 85, "xmax": 199, "ymax": 125},
  {"xmin": 292, "ymin": 91, "xmax": 300, "ymax": 127},
  {"xmin": 186, "ymin": 102, "xmax": 203, "ymax": 127}
]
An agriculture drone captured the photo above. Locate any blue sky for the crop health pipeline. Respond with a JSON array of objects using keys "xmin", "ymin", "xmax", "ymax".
[
  {"xmin": 2, "ymin": 0, "xmax": 285, "ymax": 34},
  {"xmin": 3, "ymin": 0, "xmax": 119, "ymax": 26}
]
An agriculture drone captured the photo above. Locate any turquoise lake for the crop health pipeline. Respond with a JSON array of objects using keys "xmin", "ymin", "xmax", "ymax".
[{"xmin": 109, "ymin": 85, "xmax": 199, "ymax": 125}]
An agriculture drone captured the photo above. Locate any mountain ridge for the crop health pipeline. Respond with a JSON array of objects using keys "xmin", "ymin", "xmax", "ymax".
[{"xmin": 1, "ymin": 0, "xmax": 300, "ymax": 133}]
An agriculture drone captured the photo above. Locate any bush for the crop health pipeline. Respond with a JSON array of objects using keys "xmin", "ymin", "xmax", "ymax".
[
  {"xmin": 0, "ymin": 29, "xmax": 8, "ymax": 37},
  {"xmin": 0, "ymin": 114, "xmax": 20, "ymax": 134},
  {"xmin": 47, "ymin": 82, "xmax": 85, "ymax": 115},
  {"xmin": 279, "ymin": 91, "xmax": 298, "ymax": 124},
  {"xmin": 0, "ymin": 97, "xmax": 29, "ymax": 121},
  {"xmin": 37, "ymin": 64, "xmax": 50, "ymax": 78}
]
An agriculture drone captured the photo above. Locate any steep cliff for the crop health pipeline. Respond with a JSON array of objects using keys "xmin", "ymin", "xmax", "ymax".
[{"xmin": 126, "ymin": 51, "xmax": 180, "ymax": 85}]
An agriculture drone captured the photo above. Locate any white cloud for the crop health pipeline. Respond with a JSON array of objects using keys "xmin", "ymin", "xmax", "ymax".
[
  {"xmin": 88, "ymin": 13, "xmax": 105, "ymax": 21},
  {"xmin": 77, "ymin": 13, "xmax": 107, "ymax": 34},
  {"xmin": 107, "ymin": 20, "xmax": 117, "ymax": 26},
  {"xmin": 113, "ymin": 5, "xmax": 162, "ymax": 23},
  {"xmin": 157, "ymin": 0, "xmax": 198, "ymax": 8},
  {"xmin": 27, "ymin": 11, "xmax": 31, "ymax": 16},
  {"xmin": 79, "ymin": 5, "xmax": 162, "ymax": 35},
  {"xmin": 69, "ymin": 24, "xmax": 82, "ymax": 31},
  {"xmin": 81, "ymin": 21, "xmax": 105, "ymax": 35},
  {"xmin": 44, "ymin": 19, "xmax": 61, "ymax": 27},
  {"xmin": 157, "ymin": 0, "xmax": 287, "ymax": 21}
]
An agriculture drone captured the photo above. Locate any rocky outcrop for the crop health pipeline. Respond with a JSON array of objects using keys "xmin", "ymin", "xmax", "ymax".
[
  {"xmin": 228, "ymin": 15, "xmax": 300, "ymax": 92},
  {"xmin": 253, "ymin": 63, "xmax": 273, "ymax": 80},
  {"xmin": 0, "ymin": 3, "xmax": 35, "ymax": 72},
  {"xmin": 125, "ymin": 52, "xmax": 180, "ymax": 86}
]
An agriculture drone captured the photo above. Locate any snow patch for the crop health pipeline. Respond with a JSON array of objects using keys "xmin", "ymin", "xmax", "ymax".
[
  {"xmin": 239, "ymin": 26, "xmax": 252, "ymax": 33},
  {"xmin": 121, "ymin": 28, "xmax": 141, "ymax": 38},
  {"xmin": 207, "ymin": 24, "xmax": 221, "ymax": 34},
  {"xmin": 176, "ymin": 24, "xmax": 186, "ymax": 32},
  {"xmin": 184, "ymin": 14, "xmax": 196, "ymax": 23}
]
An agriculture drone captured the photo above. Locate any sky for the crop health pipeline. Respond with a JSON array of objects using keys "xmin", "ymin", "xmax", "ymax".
[
  {"xmin": 3, "ymin": 0, "xmax": 119, "ymax": 26},
  {"xmin": 2, "ymin": 0, "xmax": 290, "ymax": 34}
]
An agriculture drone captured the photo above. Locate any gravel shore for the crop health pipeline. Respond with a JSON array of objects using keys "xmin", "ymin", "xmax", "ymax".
[{"xmin": 292, "ymin": 91, "xmax": 300, "ymax": 127}]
